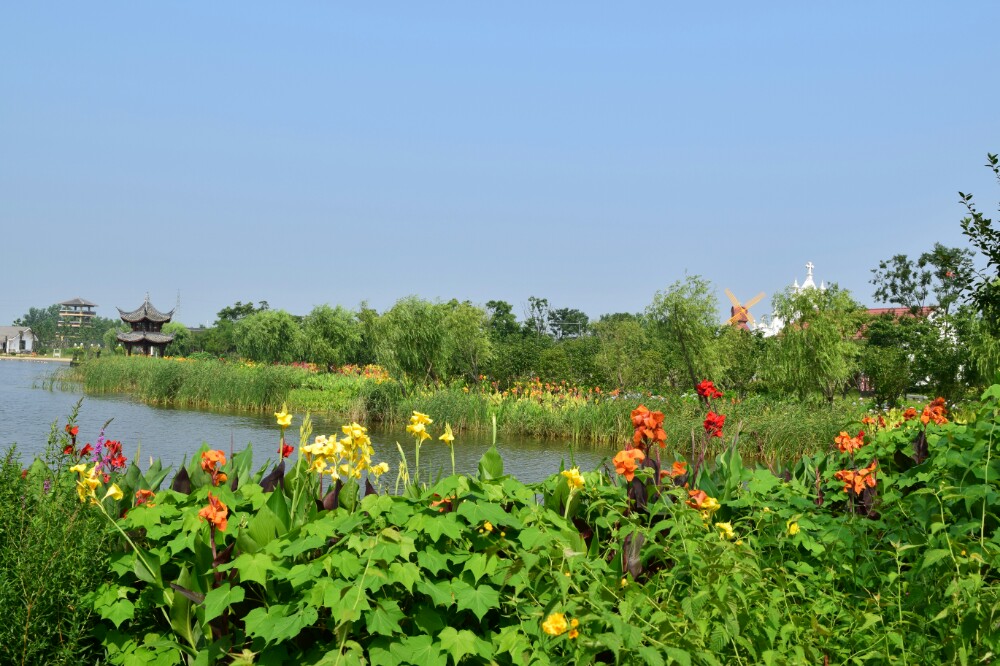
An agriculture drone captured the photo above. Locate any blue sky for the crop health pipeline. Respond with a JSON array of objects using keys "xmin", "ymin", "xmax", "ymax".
[{"xmin": 1, "ymin": 3, "xmax": 998, "ymax": 328}]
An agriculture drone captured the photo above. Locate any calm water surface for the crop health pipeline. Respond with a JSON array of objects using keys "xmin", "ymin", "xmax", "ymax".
[{"xmin": 0, "ymin": 360, "xmax": 608, "ymax": 482}]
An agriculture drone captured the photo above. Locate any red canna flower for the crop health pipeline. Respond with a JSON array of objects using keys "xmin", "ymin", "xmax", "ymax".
[
  {"xmin": 63, "ymin": 444, "xmax": 75, "ymax": 455},
  {"xmin": 79, "ymin": 444, "xmax": 93, "ymax": 457},
  {"xmin": 65, "ymin": 425, "xmax": 79, "ymax": 438},
  {"xmin": 281, "ymin": 443, "xmax": 294, "ymax": 458},
  {"xmin": 903, "ymin": 407, "xmax": 917, "ymax": 421},
  {"xmin": 703, "ymin": 412, "xmax": 726, "ymax": 438},
  {"xmin": 696, "ymin": 380, "xmax": 723, "ymax": 400},
  {"xmin": 135, "ymin": 489, "xmax": 155, "ymax": 506}
]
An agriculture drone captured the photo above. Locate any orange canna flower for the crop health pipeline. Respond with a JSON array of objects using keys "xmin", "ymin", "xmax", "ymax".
[
  {"xmin": 834, "ymin": 430, "xmax": 865, "ymax": 455},
  {"xmin": 921, "ymin": 397, "xmax": 948, "ymax": 426},
  {"xmin": 903, "ymin": 407, "xmax": 917, "ymax": 421},
  {"xmin": 613, "ymin": 449, "xmax": 645, "ymax": 482},
  {"xmin": 665, "ymin": 460, "xmax": 687, "ymax": 479},
  {"xmin": 198, "ymin": 492, "xmax": 228, "ymax": 532},
  {"xmin": 135, "ymin": 489, "xmax": 155, "ymax": 506},
  {"xmin": 200, "ymin": 449, "xmax": 226, "ymax": 472},
  {"xmin": 834, "ymin": 461, "xmax": 878, "ymax": 495}
]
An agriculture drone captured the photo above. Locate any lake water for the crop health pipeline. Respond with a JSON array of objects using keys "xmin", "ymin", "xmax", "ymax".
[{"xmin": 0, "ymin": 359, "xmax": 609, "ymax": 483}]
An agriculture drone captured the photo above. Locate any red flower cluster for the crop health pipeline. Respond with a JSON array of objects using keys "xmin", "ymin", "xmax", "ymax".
[
  {"xmin": 696, "ymin": 380, "xmax": 723, "ymax": 400},
  {"xmin": 703, "ymin": 411, "xmax": 725, "ymax": 438},
  {"xmin": 105, "ymin": 440, "xmax": 127, "ymax": 471},
  {"xmin": 630, "ymin": 405, "xmax": 666, "ymax": 449}
]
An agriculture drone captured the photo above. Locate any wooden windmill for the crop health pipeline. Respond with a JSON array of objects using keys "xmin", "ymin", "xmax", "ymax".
[{"xmin": 725, "ymin": 289, "xmax": 766, "ymax": 331}]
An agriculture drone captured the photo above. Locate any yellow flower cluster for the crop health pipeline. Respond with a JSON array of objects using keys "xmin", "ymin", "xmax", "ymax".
[
  {"xmin": 302, "ymin": 422, "xmax": 379, "ymax": 480},
  {"xmin": 406, "ymin": 411, "xmax": 433, "ymax": 442},
  {"xmin": 541, "ymin": 612, "xmax": 580, "ymax": 638},
  {"xmin": 70, "ymin": 463, "xmax": 122, "ymax": 504},
  {"xmin": 561, "ymin": 467, "xmax": 585, "ymax": 490}
]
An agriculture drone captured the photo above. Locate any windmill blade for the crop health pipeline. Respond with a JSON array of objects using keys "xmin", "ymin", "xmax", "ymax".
[
  {"xmin": 744, "ymin": 292, "xmax": 766, "ymax": 309},
  {"xmin": 744, "ymin": 311, "xmax": 757, "ymax": 325},
  {"xmin": 724, "ymin": 288, "xmax": 740, "ymax": 308}
]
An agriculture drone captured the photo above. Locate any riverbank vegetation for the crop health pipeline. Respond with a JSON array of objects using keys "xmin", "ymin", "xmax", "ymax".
[{"xmin": 4, "ymin": 390, "xmax": 997, "ymax": 663}]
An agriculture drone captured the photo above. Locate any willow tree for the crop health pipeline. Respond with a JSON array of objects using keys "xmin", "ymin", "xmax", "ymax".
[
  {"xmin": 233, "ymin": 310, "xmax": 304, "ymax": 364},
  {"xmin": 440, "ymin": 300, "xmax": 493, "ymax": 383},
  {"xmin": 766, "ymin": 284, "xmax": 866, "ymax": 403},
  {"xmin": 645, "ymin": 275, "xmax": 721, "ymax": 393},
  {"xmin": 372, "ymin": 296, "xmax": 450, "ymax": 387},
  {"xmin": 301, "ymin": 304, "xmax": 362, "ymax": 368}
]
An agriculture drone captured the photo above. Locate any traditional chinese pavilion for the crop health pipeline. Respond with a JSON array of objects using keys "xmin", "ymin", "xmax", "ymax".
[{"xmin": 116, "ymin": 296, "xmax": 175, "ymax": 357}]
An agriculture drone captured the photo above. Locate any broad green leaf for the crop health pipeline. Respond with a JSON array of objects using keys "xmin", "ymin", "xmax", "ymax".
[
  {"xmin": 229, "ymin": 552, "xmax": 274, "ymax": 586},
  {"xmin": 438, "ymin": 627, "xmax": 479, "ymax": 664},
  {"xmin": 452, "ymin": 579, "xmax": 500, "ymax": 621},
  {"xmin": 201, "ymin": 583, "xmax": 246, "ymax": 624},
  {"xmin": 365, "ymin": 598, "xmax": 406, "ymax": 636},
  {"xmin": 478, "ymin": 446, "xmax": 504, "ymax": 480},
  {"xmin": 390, "ymin": 634, "xmax": 446, "ymax": 666}
]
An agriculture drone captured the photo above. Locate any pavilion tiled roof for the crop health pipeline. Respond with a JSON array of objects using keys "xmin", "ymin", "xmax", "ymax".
[
  {"xmin": 60, "ymin": 297, "xmax": 97, "ymax": 307},
  {"xmin": 117, "ymin": 331, "xmax": 175, "ymax": 344},
  {"xmin": 117, "ymin": 297, "xmax": 174, "ymax": 323}
]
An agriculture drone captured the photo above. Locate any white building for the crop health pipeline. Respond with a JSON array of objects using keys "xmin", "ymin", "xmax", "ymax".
[
  {"xmin": 0, "ymin": 326, "xmax": 37, "ymax": 354},
  {"xmin": 755, "ymin": 261, "xmax": 826, "ymax": 337}
]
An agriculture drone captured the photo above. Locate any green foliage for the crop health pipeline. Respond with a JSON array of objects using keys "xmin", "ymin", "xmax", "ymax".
[
  {"xmin": 300, "ymin": 304, "xmax": 362, "ymax": 368},
  {"xmin": 373, "ymin": 296, "xmax": 450, "ymax": 386},
  {"xmin": 766, "ymin": 284, "xmax": 866, "ymax": 403},
  {"xmin": 861, "ymin": 343, "xmax": 911, "ymax": 407},
  {"xmin": 76, "ymin": 356, "xmax": 307, "ymax": 411},
  {"xmin": 646, "ymin": 275, "xmax": 722, "ymax": 392},
  {"xmin": 959, "ymin": 152, "xmax": 1000, "ymax": 334},
  {"xmin": 163, "ymin": 322, "xmax": 193, "ymax": 357},
  {"xmin": 870, "ymin": 243, "xmax": 974, "ymax": 315},
  {"xmin": 440, "ymin": 300, "xmax": 493, "ymax": 383},
  {"xmin": 0, "ymin": 411, "xmax": 116, "ymax": 665},
  {"xmin": 55, "ymin": 389, "xmax": 1000, "ymax": 664},
  {"xmin": 234, "ymin": 310, "xmax": 305, "ymax": 364}
]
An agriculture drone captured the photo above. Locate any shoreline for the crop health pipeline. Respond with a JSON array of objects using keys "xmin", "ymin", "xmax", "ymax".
[{"xmin": 0, "ymin": 355, "xmax": 72, "ymax": 364}]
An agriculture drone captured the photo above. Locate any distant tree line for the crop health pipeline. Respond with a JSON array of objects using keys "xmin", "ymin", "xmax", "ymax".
[{"xmin": 15, "ymin": 154, "xmax": 1000, "ymax": 405}]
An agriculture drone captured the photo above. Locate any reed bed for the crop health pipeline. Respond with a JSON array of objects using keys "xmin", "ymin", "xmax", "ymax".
[
  {"xmin": 73, "ymin": 356, "xmax": 308, "ymax": 412},
  {"xmin": 72, "ymin": 357, "xmax": 865, "ymax": 460}
]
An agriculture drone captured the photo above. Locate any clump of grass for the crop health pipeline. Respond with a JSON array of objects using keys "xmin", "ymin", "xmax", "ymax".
[{"xmin": 73, "ymin": 357, "xmax": 308, "ymax": 412}]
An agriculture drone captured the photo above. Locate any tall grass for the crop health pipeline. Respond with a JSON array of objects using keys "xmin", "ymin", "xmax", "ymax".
[
  {"xmin": 71, "ymin": 358, "xmax": 865, "ymax": 460},
  {"xmin": 72, "ymin": 357, "xmax": 308, "ymax": 412}
]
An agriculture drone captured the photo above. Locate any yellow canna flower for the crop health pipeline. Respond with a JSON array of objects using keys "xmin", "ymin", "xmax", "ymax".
[
  {"xmin": 541, "ymin": 612, "xmax": 568, "ymax": 636},
  {"xmin": 275, "ymin": 405, "xmax": 293, "ymax": 428},
  {"xmin": 561, "ymin": 467, "xmax": 585, "ymax": 490},
  {"xmin": 701, "ymin": 496, "xmax": 721, "ymax": 515},
  {"xmin": 715, "ymin": 522, "xmax": 735, "ymax": 540},
  {"xmin": 787, "ymin": 520, "xmax": 800, "ymax": 536},
  {"xmin": 370, "ymin": 462, "xmax": 390, "ymax": 478},
  {"xmin": 410, "ymin": 411, "xmax": 433, "ymax": 426},
  {"xmin": 439, "ymin": 423, "xmax": 455, "ymax": 446},
  {"xmin": 70, "ymin": 463, "xmax": 88, "ymax": 477},
  {"xmin": 406, "ymin": 422, "xmax": 431, "ymax": 442},
  {"xmin": 103, "ymin": 484, "xmax": 124, "ymax": 501}
]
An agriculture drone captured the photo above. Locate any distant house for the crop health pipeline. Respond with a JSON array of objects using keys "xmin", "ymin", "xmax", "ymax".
[{"xmin": 0, "ymin": 326, "xmax": 37, "ymax": 354}]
